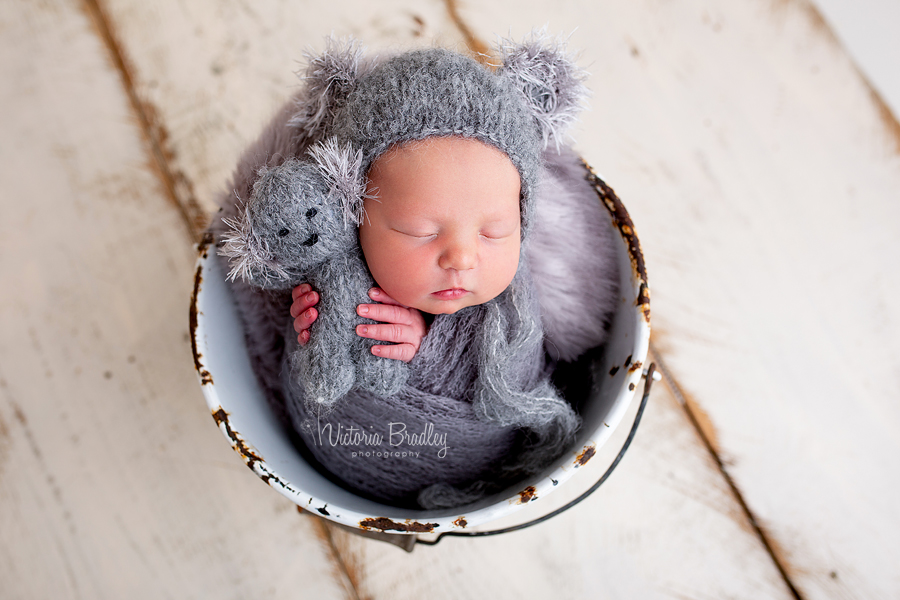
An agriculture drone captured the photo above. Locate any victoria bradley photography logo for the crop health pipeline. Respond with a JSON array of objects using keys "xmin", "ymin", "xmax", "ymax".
[{"xmin": 312, "ymin": 419, "xmax": 450, "ymax": 459}]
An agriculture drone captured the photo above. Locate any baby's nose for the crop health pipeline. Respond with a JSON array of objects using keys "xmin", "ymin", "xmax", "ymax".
[{"xmin": 438, "ymin": 240, "xmax": 476, "ymax": 271}]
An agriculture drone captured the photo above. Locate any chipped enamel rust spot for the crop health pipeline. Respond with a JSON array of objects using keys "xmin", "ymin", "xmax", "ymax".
[
  {"xmin": 359, "ymin": 517, "xmax": 438, "ymax": 533},
  {"xmin": 575, "ymin": 445, "xmax": 596, "ymax": 467},
  {"xmin": 583, "ymin": 163, "xmax": 650, "ymax": 324},
  {"xmin": 190, "ymin": 233, "xmax": 215, "ymax": 386},
  {"xmin": 211, "ymin": 408, "xmax": 264, "ymax": 468},
  {"xmin": 628, "ymin": 360, "xmax": 644, "ymax": 373},
  {"xmin": 517, "ymin": 486, "xmax": 537, "ymax": 504},
  {"xmin": 608, "ymin": 365, "xmax": 620, "ymax": 377},
  {"xmin": 198, "ymin": 231, "xmax": 213, "ymax": 257},
  {"xmin": 453, "ymin": 516, "xmax": 468, "ymax": 528}
]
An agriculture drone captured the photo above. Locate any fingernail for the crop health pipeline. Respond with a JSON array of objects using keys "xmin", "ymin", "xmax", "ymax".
[
  {"xmin": 360, "ymin": 326, "xmax": 368, "ymax": 335},
  {"xmin": 372, "ymin": 346, "xmax": 381, "ymax": 355},
  {"xmin": 369, "ymin": 288, "xmax": 380, "ymax": 297},
  {"xmin": 306, "ymin": 309, "xmax": 314, "ymax": 318},
  {"xmin": 306, "ymin": 292, "xmax": 316, "ymax": 302},
  {"xmin": 358, "ymin": 305, "xmax": 369, "ymax": 315}
]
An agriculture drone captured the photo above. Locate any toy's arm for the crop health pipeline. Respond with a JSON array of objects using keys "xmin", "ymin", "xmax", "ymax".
[{"xmin": 291, "ymin": 256, "xmax": 408, "ymax": 406}]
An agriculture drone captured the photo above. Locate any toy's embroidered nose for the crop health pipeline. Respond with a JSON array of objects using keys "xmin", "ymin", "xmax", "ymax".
[
  {"xmin": 302, "ymin": 233, "xmax": 319, "ymax": 247},
  {"xmin": 278, "ymin": 228, "xmax": 290, "ymax": 237},
  {"xmin": 306, "ymin": 208, "xmax": 318, "ymax": 219}
]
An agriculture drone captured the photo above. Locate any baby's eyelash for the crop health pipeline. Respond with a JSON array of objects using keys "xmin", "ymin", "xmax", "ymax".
[{"xmin": 392, "ymin": 228, "xmax": 436, "ymax": 239}]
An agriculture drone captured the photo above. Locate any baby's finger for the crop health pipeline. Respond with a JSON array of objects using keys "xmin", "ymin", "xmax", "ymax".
[
  {"xmin": 290, "ymin": 290, "xmax": 319, "ymax": 318},
  {"xmin": 357, "ymin": 302, "xmax": 412, "ymax": 326},
  {"xmin": 371, "ymin": 343, "xmax": 416, "ymax": 363},
  {"xmin": 298, "ymin": 329, "xmax": 310, "ymax": 346},
  {"xmin": 293, "ymin": 307, "xmax": 318, "ymax": 333},
  {"xmin": 368, "ymin": 287, "xmax": 408, "ymax": 308},
  {"xmin": 356, "ymin": 323, "xmax": 415, "ymax": 345},
  {"xmin": 292, "ymin": 283, "xmax": 312, "ymax": 301}
]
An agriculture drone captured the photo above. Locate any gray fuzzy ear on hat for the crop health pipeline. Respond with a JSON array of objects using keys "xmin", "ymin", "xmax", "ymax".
[
  {"xmin": 496, "ymin": 32, "xmax": 589, "ymax": 149},
  {"xmin": 307, "ymin": 137, "xmax": 367, "ymax": 227},
  {"xmin": 289, "ymin": 37, "xmax": 371, "ymax": 136}
]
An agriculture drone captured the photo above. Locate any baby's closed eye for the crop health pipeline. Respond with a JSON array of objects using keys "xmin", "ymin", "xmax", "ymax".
[
  {"xmin": 479, "ymin": 231, "xmax": 511, "ymax": 240},
  {"xmin": 391, "ymin": 227, "xmax": 437, "ymax": 239},
  {"xmin": 479, "ymin": 224, "xmax": 518, "ymax": 240}
]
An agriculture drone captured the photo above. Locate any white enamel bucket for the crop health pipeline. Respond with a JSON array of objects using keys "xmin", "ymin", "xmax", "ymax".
[{"xmin": 190, "ymin": 165, "xmax": 650, "ymax": 535}]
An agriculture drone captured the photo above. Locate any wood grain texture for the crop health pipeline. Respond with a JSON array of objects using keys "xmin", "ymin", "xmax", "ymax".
[
  {"xmin": 451, "ymin": 0, "xmax": 900, "ymax": 598},
  {"xmin": 0, "ymin": 1, "xmax": 348, "ymax": 598}
]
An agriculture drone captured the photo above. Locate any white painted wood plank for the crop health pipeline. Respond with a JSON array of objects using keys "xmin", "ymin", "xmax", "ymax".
[
  {"xmin": 453, "ymin": 1, "xmax": 900, "ymax": 598},
  {"xmin": 94, "ymin": 0, "xmax": 801, "ymax": 596},
  {"xmin": 326, "ymin": 353, "xmax": 794, "ymax": 599},
  {"xmin": 0, "ymin": 2, "xmax": 348, "ymax": 598},
  {"xmin": 811, "ymin": 0, "xmax": 900, "ymax": 119}
]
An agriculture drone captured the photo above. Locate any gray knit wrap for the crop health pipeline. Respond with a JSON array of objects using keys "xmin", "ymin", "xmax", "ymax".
[
  {"xmin": 216, "ymin": 36, "xmax": 601, "ymax": 509},
  {"xmin": 328, "ymin": 48, "xmax": 543, "ymax": 237}
]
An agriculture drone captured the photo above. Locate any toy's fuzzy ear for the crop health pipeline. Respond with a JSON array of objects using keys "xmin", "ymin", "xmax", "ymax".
[
  {"xmin": 289, "ymin": 37, "xmax": 370, "ymax": 136},
  {"xmin": 307, "ymin": 137, "xmax": 367, "ymax": 227},
  {"xmin": 496, "ymin": 32, "xmax": 589, "ymax": 149},
  {"xmin": 219, "ymin": 196, "xmax": 288, "ymax": 284}
]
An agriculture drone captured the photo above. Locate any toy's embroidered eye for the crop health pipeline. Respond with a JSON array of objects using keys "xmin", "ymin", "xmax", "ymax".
[
  {"xmin": 278, "ymin": 228, "xmax": 290, "ymax": 237},
  {"xmin": 305, "ymin": 208, "xmax": 318, "ymax": 219}
]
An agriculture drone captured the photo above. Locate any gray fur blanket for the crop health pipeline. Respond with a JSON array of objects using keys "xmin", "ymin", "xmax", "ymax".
[{"xmin": 210, "ymin": 100, "xmax": 618, "ymax": 510}]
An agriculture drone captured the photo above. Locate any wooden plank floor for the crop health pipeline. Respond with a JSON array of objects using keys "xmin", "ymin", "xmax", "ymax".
[
  {"xmin": 0, "ymin": 2, "xmax": 349, "ymax": 598},
  {"xmin": 2, "ymin": 0, "xmax": 897, "ymax": 598}
]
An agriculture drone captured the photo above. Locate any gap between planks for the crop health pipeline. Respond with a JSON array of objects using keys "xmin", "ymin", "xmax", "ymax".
[
  {"xmin": 313, "ymin": 515, "xmax": 365, "ymax": 600},
  {"xmin": 78, "ymin": 1, "xmax": 366, "ymax": 597},
  {"xmin": 79, "ymin": 0, "xmax": 209, "ymax": 242},
  {"xmin": 651, "ymin": 347, "xmax": 804, "ymax": 600}
]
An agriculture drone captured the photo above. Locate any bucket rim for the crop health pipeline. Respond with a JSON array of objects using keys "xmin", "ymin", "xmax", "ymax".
[{"xmin": 190, "ymin": 163, "xmax": 650, "ymax": 534}]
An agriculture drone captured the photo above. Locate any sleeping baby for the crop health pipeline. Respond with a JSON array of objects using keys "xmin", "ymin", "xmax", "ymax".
[{"xmin": 215, "ymin": 35, "xmax": 619, "ymax": 509}]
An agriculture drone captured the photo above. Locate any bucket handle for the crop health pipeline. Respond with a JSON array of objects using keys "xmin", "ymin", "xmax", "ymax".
[{"xmin": 415, "ymin": 363, "xmax": 657, "ymax": 547}]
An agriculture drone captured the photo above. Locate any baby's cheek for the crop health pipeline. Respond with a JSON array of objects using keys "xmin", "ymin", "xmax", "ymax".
[
  {"xmin": 477, "ymin": 246, "xmax": 519, "ymax": 302},
  {"xmin": 498, "ymin": 242, "xmax": 521, "ymax": 278},
  {"xmin": 391, "ymin": 251, "xmax": 433, "ymax": 298},
  {"xmin": 368, "ymin": 245, "xmax": 428, "ymax": 303}
]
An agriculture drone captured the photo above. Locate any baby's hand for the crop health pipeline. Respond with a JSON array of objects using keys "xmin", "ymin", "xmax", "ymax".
[
  {"xmin": 291, "ymin": 283, "xmax": 319, "ymax": 346},
  {"xmin": 356, "ymin": 288, "xmax": 427, "ymax": 363}
]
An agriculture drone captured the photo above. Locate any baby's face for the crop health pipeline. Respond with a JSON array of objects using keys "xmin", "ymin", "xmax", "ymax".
[{"xmin": 359, "ymin": 137, "xmax": 521, "ymax": 315}]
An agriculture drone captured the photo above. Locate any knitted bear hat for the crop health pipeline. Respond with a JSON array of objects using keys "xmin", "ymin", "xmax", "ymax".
[{"xmin": 288, "ymin": 34, "xmax": 589, "ymax": 240}]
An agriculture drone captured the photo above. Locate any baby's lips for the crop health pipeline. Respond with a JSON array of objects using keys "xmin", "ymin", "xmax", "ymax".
[{"xmin": 431, "ymin": 288, "xmax": 471, "ymax": 300}]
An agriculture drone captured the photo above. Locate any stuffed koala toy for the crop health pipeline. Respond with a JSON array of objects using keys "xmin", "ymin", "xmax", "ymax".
[
  {"xmin": 219, "ymin": 141, "xmax": 407, "ymax": 409},
  {"xmin": 220, "ymin": 34, "xmax": 588, "ymax": 430}
]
